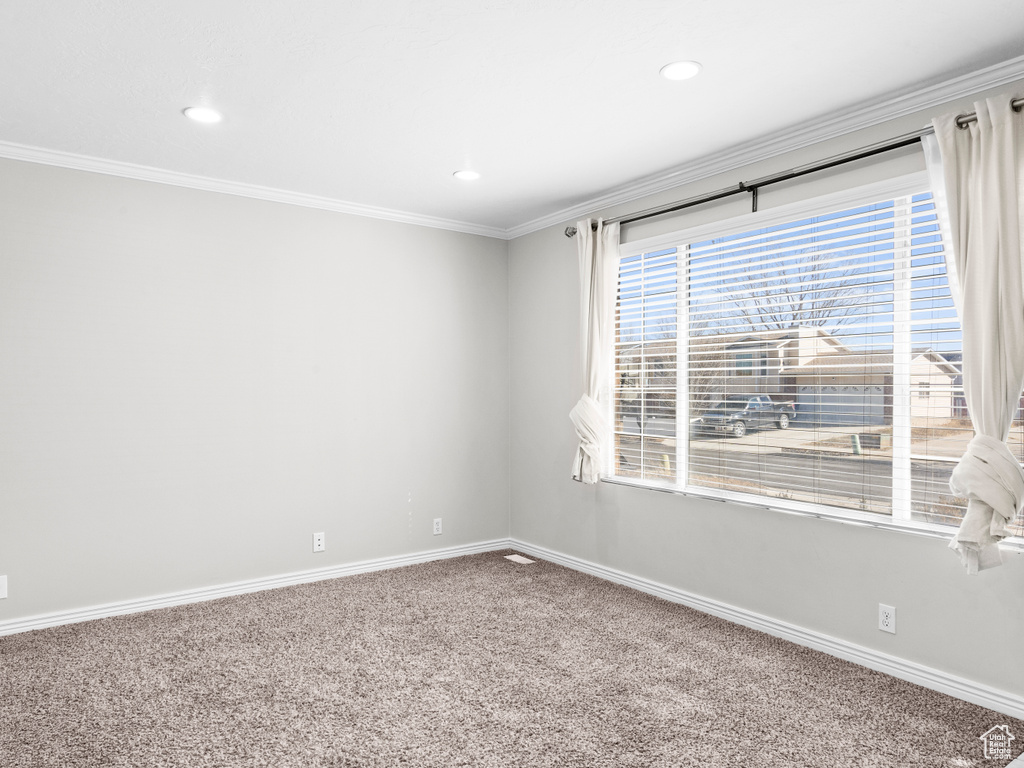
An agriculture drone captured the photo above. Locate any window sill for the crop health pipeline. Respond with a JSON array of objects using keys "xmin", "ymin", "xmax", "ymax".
[{"xmin": 599, "ymin": 475, "xmax": 1024, "ymax": 554}]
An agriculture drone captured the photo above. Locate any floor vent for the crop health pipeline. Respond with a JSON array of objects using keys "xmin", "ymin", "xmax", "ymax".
[{"xmin": 504, "ymin": 554, "xmax": 534, "ymax": 564}]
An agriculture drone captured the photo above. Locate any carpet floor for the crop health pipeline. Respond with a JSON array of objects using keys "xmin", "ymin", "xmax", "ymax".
[{"xmin": 1, "ymin": 551, "xmax": 1020, "ymax": 767}]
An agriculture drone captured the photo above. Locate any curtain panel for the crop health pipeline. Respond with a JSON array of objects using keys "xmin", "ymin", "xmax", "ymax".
[
  {"xmin": 571, "ymin": 218, "xmax": 620, "ymax": 484},
  {"xmin": 924, "ymin": 94, "xmax": 1024, "ymax": 573}
]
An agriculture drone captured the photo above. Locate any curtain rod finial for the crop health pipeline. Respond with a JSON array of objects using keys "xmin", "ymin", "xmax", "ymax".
[{"xmin": 564, "ymin": 226, "xmax": 578, "ymax": 238}]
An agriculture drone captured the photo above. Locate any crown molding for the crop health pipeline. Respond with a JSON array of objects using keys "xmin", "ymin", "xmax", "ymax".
[
  {"xmin": 505, "ymin": 54, "xmax": 1024, "ymax": 240},
  {"xmin": 4, "ymin": 55, "xmax": 1024, "ymax": 243},
  {"xmin": 0, "ymin": 140, "xmax": 509, "ymax": 240}
]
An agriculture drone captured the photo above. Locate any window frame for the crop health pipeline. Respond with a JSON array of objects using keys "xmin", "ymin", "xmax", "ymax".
[{"xmin": 607, "ymin": 171, "xmax": 1023, "ymax": 546}]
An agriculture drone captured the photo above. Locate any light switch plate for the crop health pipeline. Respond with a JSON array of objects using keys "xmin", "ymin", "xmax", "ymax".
[{"xmin": 0, "ymin": 575, "xmax": 7, "ymax": 599}]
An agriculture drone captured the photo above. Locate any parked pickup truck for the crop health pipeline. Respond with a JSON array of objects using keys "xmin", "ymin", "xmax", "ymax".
[{"xmin": 693, "ymin": 395, "xmax": 796, "ymax": 438}]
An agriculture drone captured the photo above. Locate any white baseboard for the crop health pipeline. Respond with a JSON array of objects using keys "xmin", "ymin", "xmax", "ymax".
[
  {"xmin": 510, "ymin": 539, "xmax": 1024, "ymax": 721},
  {"xmin": 0, "ymin": 538, "xmax": 513, "ymax": 637},
  {"xmin": 4, "ymin": 536, "xmax": 1019, "ymax": 720}
]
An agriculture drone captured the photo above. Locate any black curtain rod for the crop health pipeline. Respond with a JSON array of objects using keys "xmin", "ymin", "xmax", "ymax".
[
  {"xmin": 564, "ymin": 95, "xmax": 1023, "ymax": 238},
  {"xmin": 563, "ymin": 128, "xmax": 927, "ymax": 237}
]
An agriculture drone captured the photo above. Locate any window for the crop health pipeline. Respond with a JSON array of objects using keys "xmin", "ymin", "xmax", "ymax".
[{"xmin": 611, "ymin": 175, "xmax": 1024, "ymax": 538}]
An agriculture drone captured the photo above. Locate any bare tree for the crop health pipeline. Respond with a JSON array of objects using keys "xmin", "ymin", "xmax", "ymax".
[
  {"xmin": 687, "ymin": 333, "xmax": 728, "ymax": 408},
  {"xmin": 692, "ymin": 247, "xmax": 881, "ymax": 335}
]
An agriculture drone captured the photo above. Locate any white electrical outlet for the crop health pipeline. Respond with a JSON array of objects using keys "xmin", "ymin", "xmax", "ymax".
[
  {"xmin": 312, "ymin": 532, "xmax": 325, "ymax": 553},
  {"xmin": 0, "ymin": 575, "xmax": 7, "ymax": 599},
  {"xmin": 433, "ymin": 518, "xmax": 442, "ymax": 536},
  {"xmin": 879, "ymin": 603, "xmax": 896, "ymax": 634}
]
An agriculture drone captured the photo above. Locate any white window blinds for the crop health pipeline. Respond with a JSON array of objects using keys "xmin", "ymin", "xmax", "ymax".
[
  {"xmin": 612, "ymin": 181, "xmax": 1024, "ymax": 536},
  {"xmin": 614, "ymin": 247, "xmax": 678, "ymax": 481}
]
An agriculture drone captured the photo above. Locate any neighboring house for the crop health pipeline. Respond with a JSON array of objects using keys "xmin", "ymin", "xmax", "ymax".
[
  {"xmin": 786, "ymin": 349, "xmax": 958, "ymax": 426},
  {"xmin": 724, "ymin": 326, "xmax": 848, "ymax": 394},
  {"xmin": 908, "ymin": 350, "xmax": 961, "ymax": 422},
  {"xmin": 619, "ymin": 326, "xmax": 962, "ymax": 427},
  {"xmin": 616, "ymin": 340, "xmax": 676, "ymax": 426},
  {"xmin": 721, "ymin": 328, "xmax": 960, "ymax": 425},
  {"xmin": 945, "ymin": 351, "xmax": 1024, "ymax": 421}
]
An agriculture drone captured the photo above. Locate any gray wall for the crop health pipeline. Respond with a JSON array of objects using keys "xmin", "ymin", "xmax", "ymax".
[
  {"xmin": 0, "ymin": 159, "xmax": 510, "ymax": 620},
  {"xmin": 508, "ymin": 81, "xmax": 1024, "ymax": 697},
  {"xmin": 2, "ymin": 78, "xmax": 1022, "ymax": 702}
]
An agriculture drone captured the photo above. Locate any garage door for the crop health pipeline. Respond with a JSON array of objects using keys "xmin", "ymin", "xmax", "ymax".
[{"xmin": 797, "ymin": 385, "xmax": 885, "ymax": 426}]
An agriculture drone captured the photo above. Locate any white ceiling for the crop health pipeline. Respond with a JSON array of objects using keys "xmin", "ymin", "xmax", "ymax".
[{"xmin": 2, "ymin": 0, "xmax": 1023, "ymax": 237}]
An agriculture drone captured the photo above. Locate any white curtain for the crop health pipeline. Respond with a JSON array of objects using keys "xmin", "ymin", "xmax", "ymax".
[
  {"xmin": 923, "ymin": 94, "xmax": 1024, "ymax": 573},
  {"xmin": 570, "ymin": 218, "xmax": 620, "ymax": 483}
]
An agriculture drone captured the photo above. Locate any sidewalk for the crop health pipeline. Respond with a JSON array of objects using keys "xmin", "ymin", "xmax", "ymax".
[{"xmin": 692, "ymin": 424, "xmax": 874, "ymax": 455}]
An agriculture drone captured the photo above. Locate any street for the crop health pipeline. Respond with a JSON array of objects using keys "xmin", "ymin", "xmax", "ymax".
[
  {"xmin": 689, "ymin": 445, "xmax": 957, "ymax": 514},
  {"xmin": 616, "ymin": 423, "xmax": 966, "ymax": 523}
]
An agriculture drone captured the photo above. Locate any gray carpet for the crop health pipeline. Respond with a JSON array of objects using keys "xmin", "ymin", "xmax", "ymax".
[{"xmin": 0, "ymin": 551, "xmax": 1020, "ymax": 767}]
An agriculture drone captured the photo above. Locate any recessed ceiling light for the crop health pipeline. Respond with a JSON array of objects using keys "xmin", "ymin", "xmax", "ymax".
[
  {"xmin": 182, "ymin": 106, "xmax": 223, "ymax": 124},
  {"xmin": 660, "ymin": 60, "xmax": 702, "ymax": 81},
  {"xmin": 453, "ymin": 170, "xmax": 480, "ymax": 181}
]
